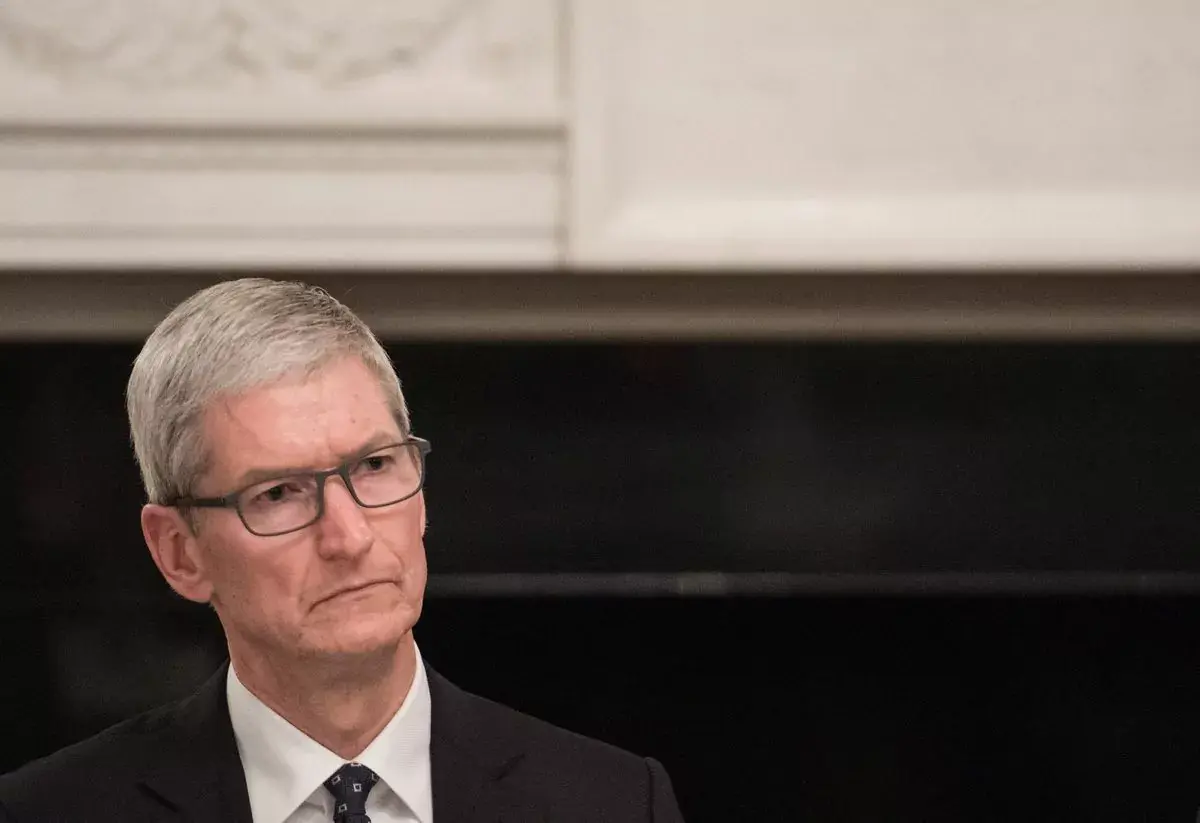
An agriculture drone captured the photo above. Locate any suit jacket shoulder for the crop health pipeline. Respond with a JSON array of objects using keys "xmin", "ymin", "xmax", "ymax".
[
  {"xmin": 0, "ymin": 666, "xmax": 252, "ymax": 823},
  {"xmin": 0, "ymin": 708, "xmax": 160, "ymax": 815},
  {"xmin": 427, "ymin": 667, "xmax": 685, "ymax": 822},
  {"xmin": 0, "ymin": 663, "xmax": 683, "ymax": 823}
]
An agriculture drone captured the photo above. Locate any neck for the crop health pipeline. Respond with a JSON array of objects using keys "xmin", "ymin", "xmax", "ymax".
[{"xmin": 229, "ymin": 634, "xmax": 418, "ymax": 760}]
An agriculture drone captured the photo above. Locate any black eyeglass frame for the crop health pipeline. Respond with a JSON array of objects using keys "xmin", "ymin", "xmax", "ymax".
[{"xmin": 168, "ymin": 437, "xmax": 431, "ymax": 537}]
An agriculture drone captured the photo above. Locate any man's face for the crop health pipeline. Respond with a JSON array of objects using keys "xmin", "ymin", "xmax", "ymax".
[{"xmin": 190, "ymin": 355, "xmax": 427, "ymax": 663}]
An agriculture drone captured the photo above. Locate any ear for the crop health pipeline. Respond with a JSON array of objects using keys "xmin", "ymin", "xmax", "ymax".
[
  {"xmin": 418, "ymin": 490, "xmax": 427, "ymax": 535},
  {"xmin": 141, "ymin": 504, "xmax": 214, "ymax": 604}
]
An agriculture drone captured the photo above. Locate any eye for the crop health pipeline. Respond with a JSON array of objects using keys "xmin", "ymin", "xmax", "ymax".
[
  {"xmin": 356, "ymin": 453, "xmax": 394, "ymax": 473},
  {"xmin": 253, "ymin": 481, "xmax": 305, "ymax": 505}
]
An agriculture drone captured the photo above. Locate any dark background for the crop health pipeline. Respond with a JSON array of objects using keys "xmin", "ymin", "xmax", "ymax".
[{"xmin": 2, "ymin": 340, "xmax": 1198, "ymax": 821}]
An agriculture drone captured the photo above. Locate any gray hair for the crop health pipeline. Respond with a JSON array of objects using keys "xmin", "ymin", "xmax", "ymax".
[{"xmin": 127, "ymin": 278, "xmax": 410, "ymax": 504}]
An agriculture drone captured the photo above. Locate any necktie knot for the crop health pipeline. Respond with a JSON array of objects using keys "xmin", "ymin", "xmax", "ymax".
[{"xmin": 323, "ymin": 762, "xmax": 379, "ymax": 823}]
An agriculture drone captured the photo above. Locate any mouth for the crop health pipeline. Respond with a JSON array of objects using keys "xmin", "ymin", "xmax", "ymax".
[{"xmin": 317, "ymin": 580, "xmax": 393, "ymax": 605}]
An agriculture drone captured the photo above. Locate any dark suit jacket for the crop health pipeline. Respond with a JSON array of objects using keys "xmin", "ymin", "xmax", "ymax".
[{"xmin": 0, "ymin": 663, "xmax": 685, "ymax": 823}]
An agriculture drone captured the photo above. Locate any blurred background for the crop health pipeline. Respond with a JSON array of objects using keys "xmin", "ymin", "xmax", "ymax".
[{"xmin": 1, "ymin": 2, "xmax": 1199, "ymax": 821}]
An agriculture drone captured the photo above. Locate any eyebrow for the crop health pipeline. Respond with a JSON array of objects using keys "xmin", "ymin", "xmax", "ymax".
[{"xmin": 232, "ymin": 433, "xmax": 402, "ymax": 489}]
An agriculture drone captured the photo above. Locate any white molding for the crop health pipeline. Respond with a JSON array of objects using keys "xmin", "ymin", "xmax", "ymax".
[
  {"xmin": 0, "ymin": 97, "xmax": 563, "ymax": 132},
  {"xmin": 0, "ymin": 132, "xmax": 560, "ymax": 169},
  {"xmin": 570, "ymin": 0, "xmax": 1200, "ymax": 269},
  {"xmin": 0, "ymin": 236, "xmax": 559, "ymax": 269},
  {"xmin": 0, "ymin": 134, "xmax": 561, "ymax": 268},
  {"xmin": 0, "ymin": 0, "xmax": 564, "ymax": 268},
  {"xmin": 0, "ymin": 0, "xmax": 561, "ymax": 101},
  {"xmin": 593, "ymin": 194, "xmax": 1200, "ymax": 269}
]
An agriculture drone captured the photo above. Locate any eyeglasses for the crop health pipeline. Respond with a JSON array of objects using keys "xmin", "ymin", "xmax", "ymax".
[{"xmin": 170, "ymin": 438, "xmax": 431, "ymax": 537}]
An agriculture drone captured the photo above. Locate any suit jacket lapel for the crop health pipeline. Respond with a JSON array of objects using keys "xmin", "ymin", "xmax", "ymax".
[
  {"xmin": 137, "ymin": 663, "xmax": 254, "ymax": 823},
  {"xmin": 131, "ymin": 660, "xmax": 532, "ymax": 823},
  {"xmin": 427, "ymin": 665, "xmax": 543, "ymax": 823}
]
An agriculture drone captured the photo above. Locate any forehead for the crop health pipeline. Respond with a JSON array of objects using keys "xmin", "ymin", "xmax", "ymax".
[{"xmin": 200, "ymin": 356, "xmax": 400, "ymax": 484}]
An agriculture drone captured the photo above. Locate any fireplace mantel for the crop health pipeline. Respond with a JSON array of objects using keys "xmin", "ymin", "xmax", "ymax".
[{"xmin": 1, "ymin": 1, "xmax": 1198, "ymax": 337}]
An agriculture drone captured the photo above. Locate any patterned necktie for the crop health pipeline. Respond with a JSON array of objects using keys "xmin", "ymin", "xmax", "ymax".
[{"xmin": 323, "ymin": 762, "xmax": 380, "ymax": 823}]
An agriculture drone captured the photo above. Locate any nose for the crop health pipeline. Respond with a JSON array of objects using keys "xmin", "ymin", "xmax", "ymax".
[{"xmin": 315, "ymin": 477, "xmax": 374, "ymax": 560}]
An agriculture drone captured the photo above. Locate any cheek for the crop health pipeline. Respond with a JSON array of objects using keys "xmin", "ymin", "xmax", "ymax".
[
  {"xmin": 397, "ymin": 510, "xmax": 427, "ymax": 555},
  {"xmin": 375, "ymin": 494, "xmax": 424, "ymax": 536},
  {"xmin": 206, "ymin": 535, "xmax": 301, "ymax": 614},
  {"xmin": 375, "ymin": 508, "xmax": 427, "ymax": 570}
]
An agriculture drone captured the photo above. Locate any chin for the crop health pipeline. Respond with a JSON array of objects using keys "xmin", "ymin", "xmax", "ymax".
[{"xmin": 310, "ymin": 612, "xmax": 414, "ymax": 659}]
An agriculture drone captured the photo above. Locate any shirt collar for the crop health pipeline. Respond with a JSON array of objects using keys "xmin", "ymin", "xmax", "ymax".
[
  {"xmin": 226, "ymin": 644, "xmax": 433, "ymax": 823},
  {"xmin": 356, "ymin": 651, "xmax": 433, "ymax": 823}
]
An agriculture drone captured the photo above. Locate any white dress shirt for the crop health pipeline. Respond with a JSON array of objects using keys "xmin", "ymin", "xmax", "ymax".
[{"xmin": 226, "ymin": 645, "xmax": 433, "ymax": 823}]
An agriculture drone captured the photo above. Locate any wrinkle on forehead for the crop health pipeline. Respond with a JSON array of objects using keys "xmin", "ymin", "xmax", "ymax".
[{"xmin": 198, "ymin": 357, "xmax": 400, "ymax": 492}]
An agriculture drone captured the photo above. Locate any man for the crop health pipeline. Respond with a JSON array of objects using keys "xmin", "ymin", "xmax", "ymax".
[{"xmin": 0, "ymin": 278, "xmax": 685, "ymax": 823}]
